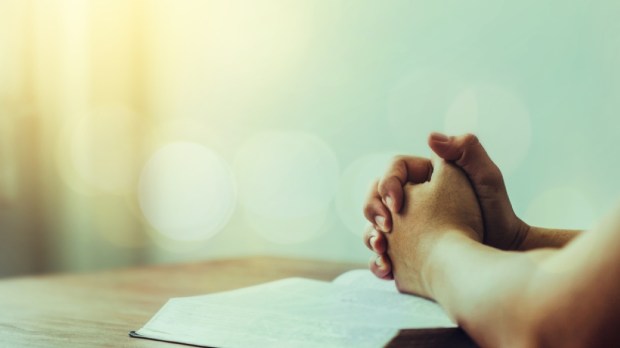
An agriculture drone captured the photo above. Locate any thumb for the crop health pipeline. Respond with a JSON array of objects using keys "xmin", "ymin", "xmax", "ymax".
[{"xmin": 427, "ymin": 132, "xmax": 502, "ymax": 187}]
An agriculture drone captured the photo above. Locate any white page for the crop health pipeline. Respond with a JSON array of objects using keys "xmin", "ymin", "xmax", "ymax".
[
  {"xmin": 136, "ymin": 277, "xmax": 455, "ymax": 348},
  {"xmin": 330, "ymin": 270, "xmax": 454, "ymax": 327},
  {"xmin": 332, "ymin": 269, "xmax": 399, "ymax": 293}
]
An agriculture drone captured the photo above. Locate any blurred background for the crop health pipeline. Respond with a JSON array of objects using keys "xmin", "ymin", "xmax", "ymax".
[{"xmin": 1, "ymin": 0, "xmax": 619, "ymax": 277}]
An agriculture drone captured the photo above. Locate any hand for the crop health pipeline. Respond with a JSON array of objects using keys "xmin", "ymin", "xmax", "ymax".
[
  {"xmin": 363, "ymin": 156, "xmax": 433, "ymax": 280},
  {"xmin": 386, "ymin": 158, "xmax": 484, "ymax": 297},
  {"xmin": 363, "ymin": 133, "xmax": 529, "ymax": 279}
]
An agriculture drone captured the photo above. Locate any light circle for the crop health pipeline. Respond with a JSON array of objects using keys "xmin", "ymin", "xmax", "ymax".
[
  {"xmin": 234, "ymin": 131, "xmax": 339, "ymax": 244},
  {"xmin": 138, "ymin": 142, "xmax": 236, "ymax": 242}
]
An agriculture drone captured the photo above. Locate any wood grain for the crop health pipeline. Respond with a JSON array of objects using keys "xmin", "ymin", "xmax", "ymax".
[{"xmin": 0, "ymin": 256, "xmax": 477, "ymax": 347}]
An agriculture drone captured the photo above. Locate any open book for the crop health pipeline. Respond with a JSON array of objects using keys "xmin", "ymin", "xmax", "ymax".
[{"xmin": 130, "ymin": 269, "xmax": 456, "ymax": 348}]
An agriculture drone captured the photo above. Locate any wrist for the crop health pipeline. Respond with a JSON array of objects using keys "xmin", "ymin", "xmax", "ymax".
[{"xmin": 421, "ymin": 230, "xmax": 477, "ymax": 300}]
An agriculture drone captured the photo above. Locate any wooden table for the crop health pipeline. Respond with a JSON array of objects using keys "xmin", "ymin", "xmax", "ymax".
[{"xmin": 0, "ymin": 256, "xmax": 476, "ymax": 347}]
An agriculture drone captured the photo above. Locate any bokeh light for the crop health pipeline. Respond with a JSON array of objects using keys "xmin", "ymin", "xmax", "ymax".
[
  {"xmin": 138, "ymin": 142, "xmax": 236, "ymax": 242},
  {"xmin": 234, "ymin": 131, "xmax": 339, "ymax": 244},
  {"xmin": 523, "ymin": 186, "xmax": 595, "ymax": 230},
  {"xmin": 444, "ymin": 84, "xmax": 532, "ymax": 176},
  {"xmin": 335, "ymin": 153, "xmax": 399, "ymax": 237},
  {"xmin": 6, "ymin": 0, "xmax": 620, "ymax": 276}
]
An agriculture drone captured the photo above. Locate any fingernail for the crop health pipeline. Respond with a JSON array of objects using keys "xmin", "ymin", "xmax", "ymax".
[
  {"xmin": 369, "ymin": 236, "xmax": 377, "ymax": 249},
  {"xmin": 375, "ymin": 216, "xmax": 386, "ymax": 231},
  {"xmin": 431, "ymin": 132, "xmax": 449, "ymax": 143},
  {"xmin": 375, "ymin": 256, "xmax": 384, "ymax": 268},
  {"xmin": 385, "ymin": 196, "xmax": 395, "ymax": 213}
]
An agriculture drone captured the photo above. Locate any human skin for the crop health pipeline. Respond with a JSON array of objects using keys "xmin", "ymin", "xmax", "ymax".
[
  {"xmin": 385, "ymin": 157, "xmax": 484, "ymax": 298},
  {"xmin": 388, "ymin": 169, "xmax": 620, "ymax": 346},
  {"xmin": 362, "ymin": 134, "xmax": 619, "ymax": 346},
  {"xmin": 363, "ymin": 133, "xmax": 580, "ymax": 279}
]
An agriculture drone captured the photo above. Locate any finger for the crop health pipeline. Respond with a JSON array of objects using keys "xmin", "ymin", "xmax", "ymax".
[
  {"xmin": 370, "ymin": 230, "xmax": 387, "ymax": 254},
  {"xmin": 428, "ymin": 132, "xmax": 503, "ymax": 188},
  {"xmin": 368, "ymin": 254, "xmax": 393, "ymax": 279},
  {"xmin": 363, "ymin": 225, "xmax": 387, "ymax": 255},
  {"xmin": 378, "ymin": 255, "xmax": 393, "ymax": 280},
  {"xmin": 363, "ymin": 180, "xmax": 392, "ymax": 232},
  {"xmin": 377, "ymin": 156, "xmax": 433, "ymax": 214},
  {"xmin": 362, "ymin": 225, "xmax": 376, "ymax": 251}
]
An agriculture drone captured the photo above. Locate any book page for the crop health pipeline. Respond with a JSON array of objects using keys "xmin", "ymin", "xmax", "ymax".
[
  {"xmin": 135, "ymin": 277, "xmax": 455, "ymax": 348},
  {"xmin": 332, "ymin": 269, "xmax": 399, "ymax": 293},
  {"xmin": 332, "ymin": 270, "xmax": 455, "ymax": 327}
]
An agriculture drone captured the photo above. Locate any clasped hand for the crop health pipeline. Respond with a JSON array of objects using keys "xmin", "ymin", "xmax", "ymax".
[{"xmin": 363, "ymin": 133, "xmax": 529, "ymax": 298}]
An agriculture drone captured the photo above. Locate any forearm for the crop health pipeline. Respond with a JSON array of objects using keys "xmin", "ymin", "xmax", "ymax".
[
  {"xmin": 424, "ymin": 213, "xmax": 620, "ymax": 347},
  {"xmin": 518, "ymin": 225, "xmax": 581, "ymax": 250},
  {"xmin": 423, "ymin": 232, "xmax": 552, "ymax": 347}
]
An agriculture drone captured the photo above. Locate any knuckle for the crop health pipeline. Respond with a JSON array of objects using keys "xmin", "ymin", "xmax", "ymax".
[
  {"xmin": 463, "ymin": 133, "xmax": 479, "ymax": 146},
  {"xmin": 362, "ymin": 206, "xmax": 374, "ymax": 220},
  {"xmin": 377, "ymin": 180, "xmax": 391, "ymax": 195},
  {"xmin": 379, "ymin": 177, "xmax": 400, "ymax": 196},
  {"xmin": 368, "ymin": 198, "xmax": 384, "ymax": 213},
  {"xmin": 389, "ymin": 155, "xmax": 408, "ymax": 169}
]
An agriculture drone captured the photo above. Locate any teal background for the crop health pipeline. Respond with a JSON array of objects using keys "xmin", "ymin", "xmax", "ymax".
[{"xmin": 0, "ymin": 0, "xmax": 618, "ymax": 275}]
